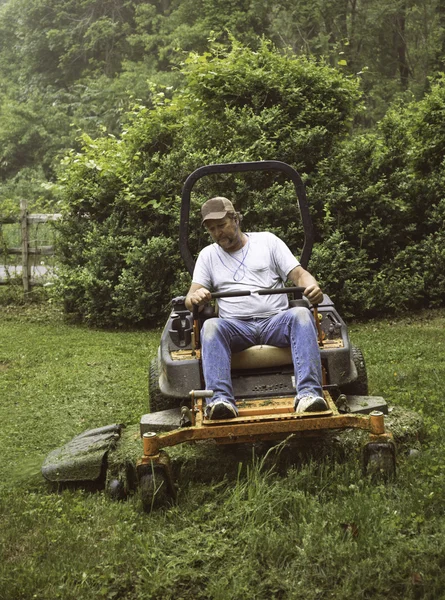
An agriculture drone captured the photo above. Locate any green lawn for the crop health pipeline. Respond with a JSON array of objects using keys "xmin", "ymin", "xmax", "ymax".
[{"xmin": 1, "ymin": 304, "xmax": 445, "ymax": 600}]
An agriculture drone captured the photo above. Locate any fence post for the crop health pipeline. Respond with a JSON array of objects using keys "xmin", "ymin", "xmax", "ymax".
[{"xmin": 20, "ymin": 199, "xmax": 30, "ymax": 293}]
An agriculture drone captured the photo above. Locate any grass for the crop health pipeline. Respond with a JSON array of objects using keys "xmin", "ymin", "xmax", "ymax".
[{"xmin": 1, "ymin": 304, "xmax": 445, "ymax": 599}]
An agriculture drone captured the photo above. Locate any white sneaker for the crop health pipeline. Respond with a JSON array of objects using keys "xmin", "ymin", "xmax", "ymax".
[{"xmin": 294, "ymin": 396, "xmax": 327, "ymax": 413}]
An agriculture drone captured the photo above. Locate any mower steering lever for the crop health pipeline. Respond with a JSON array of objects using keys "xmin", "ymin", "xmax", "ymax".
[
  {"xmin": 256, "ymin": 286, "xmax": 306, "ymax": 296},
  {"xmin": 210, "ymin": 290, "xmax": 251, "ymax": 299},
  {"xmin": 192, "ymin": 286, "xmax": 309, "ymax": 318},
  {"xmin": 210, "ymin": 286, "xmax": 306, "ymax": 299}
]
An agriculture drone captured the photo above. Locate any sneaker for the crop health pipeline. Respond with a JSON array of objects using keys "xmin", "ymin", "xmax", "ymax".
[
  {"xmin": 204, "ymin": 399, "xmax": 239, "ymax": 420},
  {"xmin": 294, "ymin": 395, "xmax": 328, "ymax": 413}
]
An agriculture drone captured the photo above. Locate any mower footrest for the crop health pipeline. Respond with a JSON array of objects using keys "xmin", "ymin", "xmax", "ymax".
[
  {"xmin": 344, "ymin": 395, "xmax": 388, "ymax": 415},
  {"xmin": 140, "ymin": 408, "xmax": 181, "ymax": 435}
]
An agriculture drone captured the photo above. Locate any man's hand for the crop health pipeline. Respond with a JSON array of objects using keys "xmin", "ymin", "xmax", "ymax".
[
  {"xmin": 185, "ymin": 285, "xmax": 212, "ymax": 311},
  {"xmin": 303, "ymin": 283, "xmax": 323, "ymax": 305},
  {"xmin": 288, "ymin": 266, "xmax": 323, "ymax": 305}
]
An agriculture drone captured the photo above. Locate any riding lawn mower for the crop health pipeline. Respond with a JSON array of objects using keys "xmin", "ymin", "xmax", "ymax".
[{"xmin": 42, "ymin": 161, "xmax": 399, "ymax": 511}]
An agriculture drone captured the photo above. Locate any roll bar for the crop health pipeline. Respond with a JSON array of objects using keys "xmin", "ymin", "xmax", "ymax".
[{"xmin": 179, "ymin": 161, "xmax": 314, "ymax": 275}]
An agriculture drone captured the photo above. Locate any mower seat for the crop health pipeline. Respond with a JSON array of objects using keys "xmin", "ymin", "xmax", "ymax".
[
  {"xmin": 231, "ymin": 345, "xmax": 293, "ymax": 369},
  {"xmin": 217, "ymin": 299, "xmax": 312, "ymax": 370}
]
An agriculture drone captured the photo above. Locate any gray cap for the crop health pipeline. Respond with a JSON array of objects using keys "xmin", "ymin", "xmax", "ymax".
[{"xmin": 201, "ymin": 197, "xmax": 235, "ymax": 223}]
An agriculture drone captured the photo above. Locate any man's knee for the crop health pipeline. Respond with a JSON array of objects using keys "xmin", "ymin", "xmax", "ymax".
[
  {"xmin": 288, "ymin": 306, "xmax": 312, "ymax": 326},
  {"xmin": 201, "ymin": 317, "xmax": 223, "ymax": 342}
]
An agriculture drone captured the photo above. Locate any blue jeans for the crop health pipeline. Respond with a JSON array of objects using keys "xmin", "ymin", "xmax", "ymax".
[{"xmin": 200, "ymin": 307, "xmax": 323, "ymax": 404}]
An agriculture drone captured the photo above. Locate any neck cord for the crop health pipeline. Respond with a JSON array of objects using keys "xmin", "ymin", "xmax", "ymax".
[{"xmin": 214, "ymin": 236, "xmax": 250, "ymax": 282}]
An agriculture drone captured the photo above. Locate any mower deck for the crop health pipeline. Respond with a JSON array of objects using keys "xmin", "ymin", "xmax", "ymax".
[
  {"xmin": 137, "ymin": 390, "xmax": 396, "ymax": 511},
  {"xmin": 139, "ymin": 390, "xmax": 391, "ymax": 462}
]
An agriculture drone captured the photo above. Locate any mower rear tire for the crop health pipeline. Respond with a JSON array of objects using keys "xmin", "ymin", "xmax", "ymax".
[
  {"xmin": 340, "ymin": 345, "xmax": 369, "ymax": 396},
  {"xmin": 149, "ymin": 358, "xmax": 179, "ymax": 413}
]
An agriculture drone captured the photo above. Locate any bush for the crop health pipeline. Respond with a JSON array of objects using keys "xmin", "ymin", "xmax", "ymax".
[
  {"xmin": 307, "ymin": 82, "xmax": 445, "ymax": 317},
  {"xmin": 310, "ymin": 232, "xmax": 375, "ymax": 319},
  {"xmin": 56, "ymin": 40, "xmax": 361, "ymax": 327},
  {"xmin": 56, "ymin": 41, "xmax": 445, "ymax": 326}
]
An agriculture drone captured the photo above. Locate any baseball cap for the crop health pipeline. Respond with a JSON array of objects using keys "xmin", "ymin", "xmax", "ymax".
[{"xmin": 201, "ymin": 197, "xmax": 235, "ymax": 223}]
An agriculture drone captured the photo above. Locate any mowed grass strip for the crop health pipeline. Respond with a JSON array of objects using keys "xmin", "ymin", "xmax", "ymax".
[{"xmin": 1, "ymin": 305, "xmax": 445, "ymax": 600}]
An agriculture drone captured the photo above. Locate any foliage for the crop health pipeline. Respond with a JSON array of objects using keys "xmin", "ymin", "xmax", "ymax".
[
  {"xmin": 269, "ymin": 0, "xmax": 442, "ymax": 123},
  {"xmin": 1, "ymin": 0, "xmax": 444, "ymax": 212},
  {"xmin": 127, "ymin": 0, "xmax": 273, "ymax": 71},
  {"xmin": 0, "ymin": 0, "xmax": 272, "ymax": 209},
  {"xmin": 0, "ymin": 0, "xmax": 144, "ymax": 86},
  {"xmin": 55, "ymin": 40, "xmax": 361, "ymax": 326},
  {"xmin": 56, "ymin": 42, "xmax": 445, "ymax": 325},
  {"xmin": 0, "ymin": 280, "xmax": 51, "ymax": 305},
  {"xmin": 310, "ymin": 233, "xmax": 376, "ymax": 319},
  {"xmin": 307, "ymin": 79, "xmax": 445, "ymax": 317},
  {"xmin": 0, "ymin": 0, "xmax": 159, "ymax": 210},
  {"xmin": 1, "ymin": 1, "xmax": 445, "ymax": 320}
]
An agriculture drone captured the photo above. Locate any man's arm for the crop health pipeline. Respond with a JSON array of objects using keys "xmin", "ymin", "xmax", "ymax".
[
  {"xmin": 288, "ymin": 266, "xmax": 323, "ymax": 305},
  {"xmin": 185, "ymin": 283, "xmax": 212, "ymax": 312}
]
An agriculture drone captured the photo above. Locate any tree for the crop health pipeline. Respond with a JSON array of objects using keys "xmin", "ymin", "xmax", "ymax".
[{"xmin": 269, "ymin": 0, "xmax": 440, "ymax": 121}]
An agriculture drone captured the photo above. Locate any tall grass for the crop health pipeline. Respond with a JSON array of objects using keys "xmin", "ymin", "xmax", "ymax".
[{"xmin": 1, "ymin": 306, "xmax": 445, "ymax": 599}]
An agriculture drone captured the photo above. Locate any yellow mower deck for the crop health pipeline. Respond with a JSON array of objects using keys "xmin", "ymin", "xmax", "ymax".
[{"xmin": 139, "ymin": 391, "xmax": 392, "ymax": 469}]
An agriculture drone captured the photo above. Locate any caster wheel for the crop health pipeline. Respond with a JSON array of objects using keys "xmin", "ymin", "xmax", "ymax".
[
  {"xmin": 140, "ymin": 469, "xmax": 174, "ymax": 513},
  {"xmin": 363, "ymin": 442, "xmax": 396, "ymax": 482},
  {"xmin": 107, "ymin": 461, "xmax": 138, "ymax": 501}
]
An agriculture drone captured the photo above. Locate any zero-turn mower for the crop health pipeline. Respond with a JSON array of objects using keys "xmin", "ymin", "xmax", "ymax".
[
  {"xmin": 137, "ymin": 160, "xmax": 396, "ymax": 511},
  {"xmin": 42, "ymin": 161, "xmax": 399, "ymax": 510}
]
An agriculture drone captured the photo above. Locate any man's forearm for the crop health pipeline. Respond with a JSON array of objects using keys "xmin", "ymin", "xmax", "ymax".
[
  {"xmin": 288, "ymin": 266, "xmax": 317, "ymax": 288},
  {"xmin": 288, "ymin": 266, "xmax": 323, "ymax": 304},
  {"xmin": 295, "ymin": 271, "xmax": 318, "ymax": 289}
]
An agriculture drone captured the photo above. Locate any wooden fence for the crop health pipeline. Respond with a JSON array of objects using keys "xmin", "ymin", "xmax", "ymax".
[{"xmin": 0, "ymin": 200, "xmax": 61, "ymax": 292}]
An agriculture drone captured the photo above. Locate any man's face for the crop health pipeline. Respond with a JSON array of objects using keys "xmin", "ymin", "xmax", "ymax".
[{"xmin": 204, "ymin": 216, "xmax": 243, "ymax": 252}]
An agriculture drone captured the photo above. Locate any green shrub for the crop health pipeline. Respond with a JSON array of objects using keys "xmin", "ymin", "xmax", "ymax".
[
  {"xmin": 56, "ymin": 42, "xmax": 445, "ymax": 326},
  {"xmin": 55, "ymin": 40, "xmax": 361, "ymax": 327},
  {"xmin": 309, "ymin": 232, "xmax": 375, "ymax": 319},
  {"xmin": 307, "ymin": 83, "xmax": 445, "ymax": 317}
]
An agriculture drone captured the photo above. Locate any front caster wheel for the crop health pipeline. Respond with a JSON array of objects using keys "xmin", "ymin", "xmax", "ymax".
[
  {"xmin": 363, "ymin": 442, "xmax": 396, "ymax": 482},
  {"xmin": 106, "ymin": 460, "xmax": 138, "ymax": 501},
  {"xmin": 139, "ymin": 463, "xmax": 175, "ymax": 512},
  {"xmin": 140, "ymin": 472, "xmax": 171, "ymax": 512}
]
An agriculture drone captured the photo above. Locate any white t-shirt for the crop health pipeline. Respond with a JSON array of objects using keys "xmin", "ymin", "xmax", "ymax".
[{"xmin": 192, "ymin": 232, "xmax": 300, "ymax": 319}]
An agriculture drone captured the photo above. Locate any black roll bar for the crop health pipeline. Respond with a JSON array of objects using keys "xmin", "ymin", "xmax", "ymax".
[{"xmin": 179, "ymin": 160, "xmax": 314, "ymax": 275}]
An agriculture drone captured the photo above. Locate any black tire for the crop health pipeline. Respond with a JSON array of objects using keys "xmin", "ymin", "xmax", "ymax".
[
  {"xmin": 107, "ymin": 478, "xmax": 127, "ymax": 501},
  {"xmin": 140, "ymin": 471, "xmax": 172, "ymax": 513},
  {"xmin": 148, "ymin": 358, "xmax": 179, "ymax": 413},
  {"xmin": 341, "ymin": 345, "xmax": 369, "ymax": 396},
  {"xmin": 363, "ymin": 442, "xmax": 396, "ymax": 483},
  {"xmin": 106, "ymin": 461, "xmax": 138, "ymax": 501}
]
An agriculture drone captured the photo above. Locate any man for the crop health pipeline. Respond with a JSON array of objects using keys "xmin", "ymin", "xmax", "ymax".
[{"xmin": 185, "ymin": 196, "xmax": 327, "ymax": 420}]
